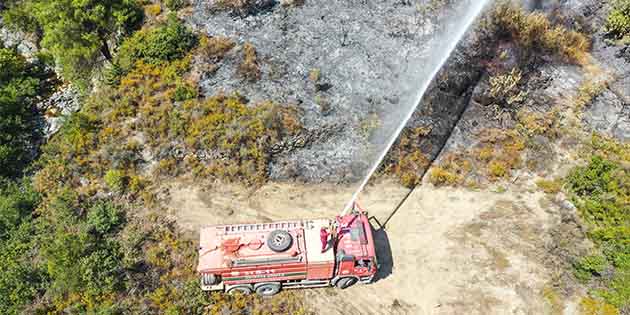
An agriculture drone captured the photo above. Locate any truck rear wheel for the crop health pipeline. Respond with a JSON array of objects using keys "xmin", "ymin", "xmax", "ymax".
[
  {"xmin": 267, "ymin": 230, "xmax": 293, "ymax": 252},
  {"xmin": 201, "ymin": 273, "xmax": 218, "ymax": 286},
  {"xmin": 335, "ymin": 277, "xmax": 358, "ymax": 289},
  {"xmin": 227, "ymin": 285, "xmax": 253, "ymax": 295},
  {"xmin": 255, "ymin": 282, "xmax": 281, "ymax": 296}
]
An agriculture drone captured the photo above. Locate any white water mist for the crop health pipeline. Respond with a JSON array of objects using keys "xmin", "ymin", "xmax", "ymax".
[{"xmin": 342, "ymin": 0, "xmax": 491, "ymax": 215}]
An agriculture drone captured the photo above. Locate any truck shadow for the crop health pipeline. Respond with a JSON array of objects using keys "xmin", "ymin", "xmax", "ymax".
[{"xmin": 368, "ymin": 216, "xmax": 393, "ymax": 281}]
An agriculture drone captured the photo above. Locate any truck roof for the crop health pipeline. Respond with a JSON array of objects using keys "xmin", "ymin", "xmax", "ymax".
[{"xmin": 197, "ymin": 218, "xmax": 335, "ymax": 272}]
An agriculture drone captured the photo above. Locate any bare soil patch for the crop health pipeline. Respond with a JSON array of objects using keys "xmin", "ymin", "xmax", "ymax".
[{"xmin": 167, "ymin": 179, "xmax": 583, "ymax": 314}]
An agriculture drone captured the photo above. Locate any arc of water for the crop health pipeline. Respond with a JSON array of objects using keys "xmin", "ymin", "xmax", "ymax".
[{"xmin": 341, "ymin": 0, "xmax": 491, "ymax": 216}]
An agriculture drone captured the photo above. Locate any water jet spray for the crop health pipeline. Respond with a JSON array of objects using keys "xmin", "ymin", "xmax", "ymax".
[{"xmin": 341, "ymin": 0, "xmax": 491, "ymax": 215}]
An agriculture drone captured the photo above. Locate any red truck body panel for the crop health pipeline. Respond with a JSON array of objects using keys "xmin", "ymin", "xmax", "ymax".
[{"xmin": 197, "ymin": 207, "xmax": 377, "ymax": 292}]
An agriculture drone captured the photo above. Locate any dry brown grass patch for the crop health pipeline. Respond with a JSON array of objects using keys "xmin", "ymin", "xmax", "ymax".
[{"xmin": 239, "ymin": 42, "xmax": 261, "ymax": 81}]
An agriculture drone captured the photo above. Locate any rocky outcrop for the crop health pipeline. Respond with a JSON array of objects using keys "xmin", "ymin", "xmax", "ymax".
[
  {"xmin": 0, "ymin": 17, "xmax": 38, "ymax": 59},
  {"xmin": 547, "ymin": 0, "xmax": 630, "ymax": 141},
  {"xmin": 36, "ymin": 86, "xmax": 81, "ymax": 138},
  {"xmin": 586, "ymin": 89, "xmax": 630, "ymax": 141}
]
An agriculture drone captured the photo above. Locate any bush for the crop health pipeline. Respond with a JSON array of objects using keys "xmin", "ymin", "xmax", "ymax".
[
  {"xmin": 574, "ymin": 254, "xmax": 607, "ymax": 281},
  {"xmin": 580, "ymin": 297, "xmax": 619, "ymax": 315},
  {"xmin": 172, "ymin": 82, "xmax": 198, "ymax": 102},
  {"xmin": 112, "ymin": 14, "xmax": 197, "ymax": 80},
  {"xmin": 0, "ymin": 179, "xmax": 43, "ymax": 315},
  {"xmin": 575, "ymin": 79, "xmax": 608, "ymax": 110},
  {"xmin": 605, "ymin": 0, "xmax": 630, "ymax": 40},
  {"xmin": 566, "ymin": 153, "xmax": 630, "ymax": 308},
  {"xmin": 488, "ymin": 68, "xmax": 527, "ymax": 109},
  {"xmin": 386, "ymin": 126, "xmax": 432, "ymax": 186},
  {"xmin": 214, "ymin": 0, "xmax": 269, "ymax": 16},
  {"xmin": 164, "ymin": 0, "xmax": 186, "ymax": 11},
  {"xmin": 104, "ymin": 169, "xmax": 127, "ymax": 192},
  {"xmin": 429, "ymin": 167, "xmax": 459, "ymax": 186},
  {"xmin": 185, "ymin": 96, "xmax": 300, "ymax": 183},
  {"xmin": 392, "ymin": 151, "xmax": 429, "ymax": 188},
  {"xmin": 0, "ymin": 220, "xmax": 45, "ymax": 315},
  {"xmin": 238, "ymin": 42, "xmax": 261, "ymax": 81},
  {"xmin": 145, "ymin": 4, "xmax": 162, "ymax": 17},
  {"xmin": 86, "ymin": 201, "xmax": 123, "ymax": 235},
  {"xmin": 536, "ymin": 179, "xmax": 561, "ymax": 194},
  {"xmin": 488, "ymin": 160, "xmax": 508, "ymax": 178},
  {"xmin": 0, "ymin": 180, "xmax": 40, "ymax": 240},
  {"xmin": 487, "ymin": 1, "xmax": 590, "ymax": 64},
  {"xmin": 198, "ymin": 35, "xmax": 235, "ymax": 61}
]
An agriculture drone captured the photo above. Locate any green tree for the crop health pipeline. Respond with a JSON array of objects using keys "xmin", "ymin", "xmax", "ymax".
[
  {"xmin": 0, "ymin": 179, "xmax": 40, "ymax": 240},
  {"xmin": 4, "ymin": 0, "xmax": 143, "ymax": 88},
  {"xmin": 0, "ymin": 43, "xmax": 52, "ymax": 179},
  {"xmin": 0, "ymin": 180, "xmax": 45, "ymax": 315}
]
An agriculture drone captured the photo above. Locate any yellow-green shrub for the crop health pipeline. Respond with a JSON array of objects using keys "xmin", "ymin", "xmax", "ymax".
[
  {"xmin": 536, "ymin": 179, "xmax": 561, "ymax": 194},
  {"xmin": 605, "ymin": 0, "xmax": 630, "ymax": 41},
  {"xmin": 429, "ymin": 167, "xmax": 459, "ymax": 186}
]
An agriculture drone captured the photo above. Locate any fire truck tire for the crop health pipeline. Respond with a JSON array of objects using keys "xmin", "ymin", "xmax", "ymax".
[
  {"xmin": 254, "ymin": 282, "xmax": 281, "ymax": 296},
  {"xmin": 335, "ymin": 277, "xmax": 358, "ymax": 289},
  {"xmin": 227, "ymin": 285, "xmax": 253, "ymax": 295},
  {"xmin": 267, "ymin": 230, "xmax": 293, "ymax": 252},
  {"xmin": 201, "ymin": 273, "xmax": 218, "ymax": 286}
]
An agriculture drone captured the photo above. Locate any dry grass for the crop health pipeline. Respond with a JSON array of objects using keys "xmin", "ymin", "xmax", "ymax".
[
  {"xmin": 536, "ymin": 179, "xmax": 561, "ymax": 194},
  {"xmin": 516, "ymin": 108, "xmax": 560, "ymax": 138},
  {"xmin": 429, "ymin": 128, "xmax": 529, "ymax": 187},
  {"xmin": 488, "ymin": 68, "xmax": 527, "ymax": 109},
  {"xmin": 574, "ymin": 79, "xmax": 608, "ymax": 111},
  {"xmin": 239, "ymin": 42, "xmax": 261, "ymax": 81},
  {"xmin": 580, "ymin": 297, "xmax": 619, "ymax": 315},
  {"xmin": 145, "ymin": 4, "xmax": 162, "ymax": 17},
  {"xmin": 429, "ymin": 154, "xmax": 472, "ymax": 186},
  {"xmin": 487, "ymin": 1, "xmax": 591, "ymax": 64},
  {"xmin": 215, "ymin": 0, "xmax": 252, "ymax": 11},
  {"xmin": 198, "ymin": 36, "xmax": 235, "ymax": 61}
]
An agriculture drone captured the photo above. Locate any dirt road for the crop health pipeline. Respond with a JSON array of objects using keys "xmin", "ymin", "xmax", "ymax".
[{"xmin": 168, "ymin": 179, "xmax": 580, "ymax": 314}]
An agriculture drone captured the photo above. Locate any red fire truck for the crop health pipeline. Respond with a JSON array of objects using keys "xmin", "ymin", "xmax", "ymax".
[{"xmin": 197, "ymin": 203, "xmax": 378, "ymax": 296}]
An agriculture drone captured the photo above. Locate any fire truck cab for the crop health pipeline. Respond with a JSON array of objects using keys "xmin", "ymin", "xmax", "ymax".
[{"xmin": 197, "ymin": 205, "xmax": 378, "ymax": 296}]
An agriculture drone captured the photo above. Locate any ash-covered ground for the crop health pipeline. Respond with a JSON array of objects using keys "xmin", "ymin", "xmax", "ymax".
[{"xmin": 186, "ymin": 0, "xmax": 488, "ymax": 183}]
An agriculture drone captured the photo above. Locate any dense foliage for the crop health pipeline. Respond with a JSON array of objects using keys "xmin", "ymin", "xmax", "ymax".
[
  {"xmin": 0, "ymin": 13, "xmax": 307, "ymax": 313},
  {"xmin": 0, "ymin": 42, "xmax": 53, "ymax": 179},
  {"xmin": 566, "ymin": 137, "xmax": 630, "ymax": 311},
  {"xmin": 606, "ymin": 0, "xmax": 630, "ymax": 40},
  {"xmin": 109, "ymin": 14, "xmax": 198, "ymax": 82},
  {"xmin": 2, "ymin": 0, "xmax": 143, "ymax": 89},
  {"xmin": 0, "ymin": 180, "xmax": 44, "ymax": 315}
]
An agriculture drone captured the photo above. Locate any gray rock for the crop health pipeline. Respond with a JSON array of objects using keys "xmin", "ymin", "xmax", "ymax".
[
  {"xmin": 584, "ymin": 89, "xmax": 630, "ymax": 141},
  {"xmin": 0, "ymin": 17, "xmax": 38, "ymax": 59},
  {"xmin": 36, "ymin": 86, "xmax": 81, "ymax": 138}
]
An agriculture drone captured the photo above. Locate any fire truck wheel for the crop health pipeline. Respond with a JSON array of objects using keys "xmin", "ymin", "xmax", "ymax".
[
  {"xmin": 335, "ymin": 277, "xmax": 358, "ymax": 289},
  {"xmin": 201, "ymin": 273, "xmax": 218, "ymax": 286},
  {"xmin": 227, "ymin": 285, "xmax": 253, "ymax": 295},
  {"xmin": 255, "ymin": 283, "xmax": 281, "ymax": 296},
  {"xmin": 267, "ymin": 230, "xmax": 293, "ymax": 252}
]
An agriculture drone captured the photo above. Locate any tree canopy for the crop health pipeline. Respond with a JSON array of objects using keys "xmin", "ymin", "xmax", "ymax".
[
  {"xmin": 0, "ymin": 42, "xmax": 53, "ymax": 179},
  {"xmin": 2, "ymin": 0, "xmax": 143, "ymax": 88}
]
